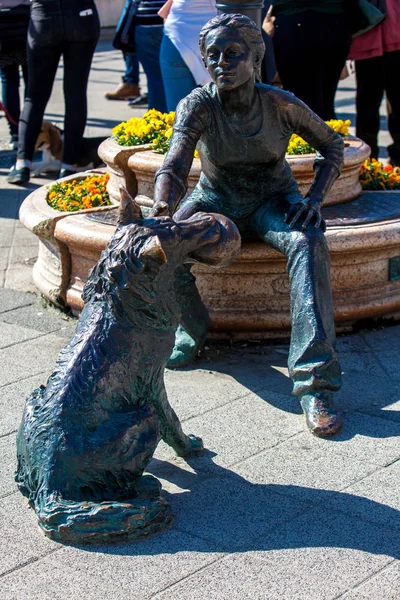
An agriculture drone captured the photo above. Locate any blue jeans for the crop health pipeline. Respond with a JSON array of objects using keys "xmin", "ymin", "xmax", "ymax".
[
  {"xmin": 135, "ymin": 25, "xmax": 166, "ymax": 113},
  {"xmin": 0, "ymin": 60, "xmax": 28, "ymax": 137},
  {"xmin": 160, "ymin": 34, "xmax": 197, "ymax": 111},
  {"xmin": 123, "ymin": 52, "xmax": 139, "ymax": 85}
]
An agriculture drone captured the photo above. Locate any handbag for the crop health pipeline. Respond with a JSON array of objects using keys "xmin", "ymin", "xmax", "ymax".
[
  {"xmin": 112, "ymin": 0, "xmax": 139, "ymax": 53},
  {"xmin": 350, "ymin": 0, "xmax": 386, "ymax": 38}
]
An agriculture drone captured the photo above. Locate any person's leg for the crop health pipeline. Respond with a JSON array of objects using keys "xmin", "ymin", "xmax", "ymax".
[
  {"xmin": 0, "ymin": 63, "xmax": 21, "ymax": 138},
  {"xmin": 124, "ymin": 52, "xmax": 140, "ymax": 84},
  {"xmin": 160, "ymin": 34, "xmax": 197, "ymax": 112},
  {"xmin": 355, "ymin": 55, "xmax": 384, "ymax": 160},
  {"xmin": 135, "ymin": 25, "xmax": 167, "ymax": 113},
  {"xmin": 105, "ymin": 52, "xmax": 141, "ymax": 100},
  {"xmin": 251, "ymin": 197, "xmax": 342, "ymax": 437},
  {"xmin": 7, "ymin": 42, "xmax": 61, "ymax": 184},
  {"xmin": 273, "ymin": 11, "xmax": 325, "ymax": 117},
  {"xmin": 319, "ymin": 14, "xmax": 352, "ymax": 120},
  {"xmin": 384, "ymin": 50, "xmax": 400, "ymax": 166},
  {"xmin": 62, "ymin": 38, "xmax": 98, "ymax": 166}
]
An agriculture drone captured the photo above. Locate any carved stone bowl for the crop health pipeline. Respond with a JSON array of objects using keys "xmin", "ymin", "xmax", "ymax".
[
  {"xmin": 51, "ymin": 192, "xmax": 400, "ymax": 338},
  {"xmin": 127, "ymin": 137, "xmax": 370, "ymax": 208}
]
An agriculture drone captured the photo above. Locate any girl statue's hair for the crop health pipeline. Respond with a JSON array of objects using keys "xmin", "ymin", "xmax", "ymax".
[{"xmin": 199, "ymin": 13, "xmax": 265, "ymax": 82}]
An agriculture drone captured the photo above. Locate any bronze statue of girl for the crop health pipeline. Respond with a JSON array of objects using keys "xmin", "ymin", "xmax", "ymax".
[{"xmin": 151, "ymin": 13, "xmax": 344, "ymax": 437}]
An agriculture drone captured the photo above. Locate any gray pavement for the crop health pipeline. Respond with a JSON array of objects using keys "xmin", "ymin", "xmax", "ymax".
[{"xmin": 0, "ymin": 42, "xmax": 399, "ymax": 600}]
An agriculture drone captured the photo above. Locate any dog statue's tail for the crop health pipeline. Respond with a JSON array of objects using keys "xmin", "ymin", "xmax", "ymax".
[{"xmin": 34, "ymin": 482, "xmax": 173, "ymax": 544}]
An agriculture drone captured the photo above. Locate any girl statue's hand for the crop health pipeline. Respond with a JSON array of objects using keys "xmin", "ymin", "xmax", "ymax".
[{"xmin": 285, "ymin": 197, "xmax": 326, "ymax": 232}]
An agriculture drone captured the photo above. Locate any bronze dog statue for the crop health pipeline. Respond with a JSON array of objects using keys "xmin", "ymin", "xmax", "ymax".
[{"xmin": 16, "ymin": 188, "xmax": 240, "ymax": 544}]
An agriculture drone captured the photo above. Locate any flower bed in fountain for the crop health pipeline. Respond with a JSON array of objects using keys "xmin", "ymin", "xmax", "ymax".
[
  {"xmin": 22, "ymin": 115, "xmax": 400, "ymax": 338},
  {"xmin": 99, "ymin": 112, "xmax": 369, "ymax": 207},
  {"xmin": 360, "ymin": 159, "xmax": 400, "ymax": 190},
  {"xmin": 47, "ymin": 172, "xmax": 111, "ymax": 212},
  {"xmin": 19, "ymin": 171, "xmax": 117, "ymax": 307}
]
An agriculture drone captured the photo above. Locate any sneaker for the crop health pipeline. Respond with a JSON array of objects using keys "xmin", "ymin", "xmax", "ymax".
[
  {"xmin": 128, "ymin": 93, "xmax": 149, "ymax": 107},
  {"xmin": 7, "ymin": 166, "xmax": 30, "ymax": 185},
  {"xmin": 105, "ymin": 79, "xmax": 141, "ymax": 101}
]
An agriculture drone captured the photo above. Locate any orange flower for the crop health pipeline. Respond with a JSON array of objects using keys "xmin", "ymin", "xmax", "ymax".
[{"xmin": 383, "ymin": 164, "xmax": 393, "ymax": 173}]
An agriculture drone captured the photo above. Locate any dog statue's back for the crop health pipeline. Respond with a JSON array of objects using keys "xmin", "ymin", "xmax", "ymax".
[{"xmin": 16, "ymin": 189, "xmax": 241, "ymax": 544}]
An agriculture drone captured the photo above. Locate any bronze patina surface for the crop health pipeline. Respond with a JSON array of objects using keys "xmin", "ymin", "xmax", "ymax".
[
  {"xmin": 151, "ymin": 14, "xmax": 346, "ymax": 437},
  {"xmin": 16, "ymin": 189, "xmax": 240, "ymax": 544}
]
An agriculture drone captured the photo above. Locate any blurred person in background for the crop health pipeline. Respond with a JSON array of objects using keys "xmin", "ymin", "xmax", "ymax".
[
  {"xmin": 0, "ymin": 0, "xmax": 29, "ymax": 150},
  {"xmin": 159, "ymin": 0, "xmax": 217, "ymax": 111},
  {"xmin": 132, "ymin": 0, "xmax": 167, "ymax": 112},
  {"xmin": 106, "ymin": 0, "xmax": 148, "ymax": 105},
  {"xmin": 269, "ymin": 0, "xmax": 352, "ymax": 120},
  {"xmin": 350, "ymin": 0, "xmax": 400, "ymax": 164},
  {"xmin": 7, "ymin": 0, "xmax": 100, "ymax": 185},
  {"xmin": 105, "ymin": 51, "xmax": 142, "ymax": 102}
]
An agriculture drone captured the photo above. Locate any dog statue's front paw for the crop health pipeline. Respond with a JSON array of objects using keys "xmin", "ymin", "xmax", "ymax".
[{"xmin": 175, "ymin": 434, "xmax": 204, "ymax": 457}]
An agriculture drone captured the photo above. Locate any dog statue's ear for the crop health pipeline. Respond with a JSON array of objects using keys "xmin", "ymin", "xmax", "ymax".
[
  {"xmin": 138, "ymin": 236, "xmax": 167, "ymax": 265},
  {"xmin": 118, "ymin": 186, "xmax": 143, "ymax": 226}
]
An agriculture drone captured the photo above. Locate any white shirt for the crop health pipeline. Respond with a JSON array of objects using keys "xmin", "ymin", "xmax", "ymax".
[{"xmin": 164, "ymin": 0, "xmax": 217, "ymax": 85}]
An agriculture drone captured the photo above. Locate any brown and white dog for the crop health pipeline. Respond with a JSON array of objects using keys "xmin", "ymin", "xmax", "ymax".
[{"xmin": 32, "ymin": 121, "xmax": 106, "ymax": 177}]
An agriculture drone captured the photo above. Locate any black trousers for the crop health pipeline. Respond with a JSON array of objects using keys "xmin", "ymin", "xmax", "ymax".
[
  {"xmin": 355, "ymin": 50, "xmax": 400, "ymax": 164},
  {"xmin": 17, "ymin": 0, "xmax": 100, "ymax": 164},
  {"xmin": 273, "ymin": 10, "xmax": 352, "ymax": 121}
]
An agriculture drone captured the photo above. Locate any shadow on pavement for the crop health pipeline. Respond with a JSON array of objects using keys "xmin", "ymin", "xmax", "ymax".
[{"xmin": 75, "ymin": 452, "xmax": 400, "ymax": 559}]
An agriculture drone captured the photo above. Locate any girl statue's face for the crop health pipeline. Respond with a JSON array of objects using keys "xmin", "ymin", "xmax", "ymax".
[{"xmin": 204, "ymin": 27, "xmax": 255, "ymax": 91}]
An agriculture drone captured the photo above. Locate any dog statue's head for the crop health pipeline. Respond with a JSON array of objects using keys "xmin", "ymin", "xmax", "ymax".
[
  {"xmin": 82, "ymin": 187, "xmax": 241, "ymax": 320},
  {"xmin": 116, "ymin": 186, "xmax": 241, "ymax": 269}
]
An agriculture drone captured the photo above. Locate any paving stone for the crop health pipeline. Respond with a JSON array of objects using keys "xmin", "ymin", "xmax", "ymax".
[
  {"xmin": 360, "ymin": 398, "xmax": 400, "ymax": 423},
  {"xmin": 9, "ymin": 243, "xmax": 39, "ymax": 265},
  {"xmin": 0, "ymin": 246, "xmax": 9, "ymax": 271},
  {"xmin": 0, "ymin": 373, "xmax": 46, "ymax": 437},
  {"xmin": 0, "ymin": 493, "xmax": 58, "ymax": 577},
  {"xmin": 0, "ymin": 191, "xmax": 19, "ymax": 220},
  {"xmin": 290, "ymin": 413, "xmax": 400, "ymax": 467},
  {"xmin": 363, "ymin": 327, "xmax": 400, "ymax": 381},
  {"xmin": 325, "ymin": 460, "xmax": 400, "ymax": 532},
  {"xmin": 10, "ymin": 225, "xmax": 38, "ymax": 248},
  {"xmin": 0, "ymin": 433, "xmax": 18, "ymax": 498},
  {"xmin": 339, "ymin": 561, "xmax": 400, "ymax": 599},
  {"xmin": 0, "ymin": 322, "xmax": 45, "ymax": 349},
  {"xmin": 197, "ymin": 349, "xmax": 295, "ymax": 400},
  {"xmin": 0, "ymin": 289, "xmax": 36, "ymax": 314},
  {"xmin": 334, "ymin": 368, "xmax": 399, "ymax": 413},
  {"xmin": 0, "ymin": 528, "xmax": 223, "ymax": 600},
  {"xmin": 163, "ymin": 472, "xmax": 312, "ymax": 550},
  {"xmin": 339, "ymin": 347, "xmax": 389, "ymax": 378},
  {"xmin": 154, "ymin": 508, "xmax": 399, "ymax": 600},
  {"xmin": 154, "ymin": 391, "xmax": 305, "ymax": 469},
  {"xmin": 4, "ymin": 264, "xmax": 37, "ymax": 293},
  {"xmin": 0, "ymin": 333, "xmax": 66, "ymax": 388},
  {"xmin": 234, "ymin": 433, "xmax": 379, "ymax": 502},
  {"xmin": 164, "ymin": 367, "xmax": 259, "ymax": 422},
  {"xmin": 0, "ymin": 219, "xmax": 14, "ymax": 248},
  {"xmin": 0, "ymin": 303, "xmax": 70, "ymax": 333},
  {"xmin": 335, "ymin": 333, "xmax": 370, "ymax": 354}
]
